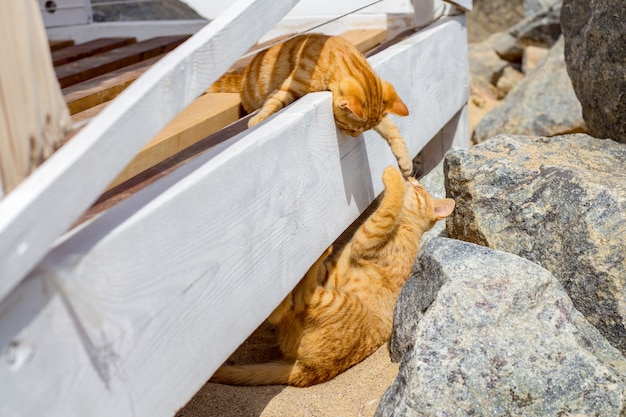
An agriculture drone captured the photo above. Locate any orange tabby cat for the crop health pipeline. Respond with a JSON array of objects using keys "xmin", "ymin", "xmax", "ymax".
[
  {"xmin": 209, "ymin": 33, "xmax": 414, "ymax": 177},
  {"xmin": 210, "ymin": 166, "xmax": 455, "ymax": 387}
]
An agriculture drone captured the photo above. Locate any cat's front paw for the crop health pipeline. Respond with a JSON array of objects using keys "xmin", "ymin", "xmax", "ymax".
[
  {"xmin": 399, "ymin": 161, "xmax": 413, "ymax": 178},
  {"xmin": 248, "ymin": 113, "xmax": 265, "ymax": 128}
]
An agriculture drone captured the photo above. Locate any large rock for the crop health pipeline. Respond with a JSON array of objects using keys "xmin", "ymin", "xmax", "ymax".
[
  {"xmin": 472, "ymin": 37, "xmax": 585, "ymax": 143},
  {"xmin": 444, "ymin": 134, "xmax": 626, "ymax": 354},
  {"xmin": 561, "ymin": 0, "xmax": 626, "ymax": 143},
  {"xmin": 377, "ymin": 238, "xmax": 626, "ymax": 416}
]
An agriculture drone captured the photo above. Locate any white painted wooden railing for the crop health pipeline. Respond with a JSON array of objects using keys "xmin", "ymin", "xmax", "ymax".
[{"xmin": 0, "ymin": 0, "xmax": 471, "ymax": 415}]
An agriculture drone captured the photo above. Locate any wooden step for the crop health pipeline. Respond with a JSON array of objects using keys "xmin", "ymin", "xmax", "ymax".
[
  {"xmin": 52, "ymin": 37, "xmax": 136, "ymax": 66},
  {"xmin": 49, "ymin": 39, "xmax": 74, "ymax": 51},
  {"xmin": 63, "ymin": 54, "xmax": 164, "ymax": 115},
  {"xmin": 55, "ymin": 35, "xmax": 190, "ymax": 88}
]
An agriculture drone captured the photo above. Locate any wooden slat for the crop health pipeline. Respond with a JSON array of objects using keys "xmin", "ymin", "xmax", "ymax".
[
  {"xmin": 55, "ymin": 35, "xmax": 190, "ymax": 88},
  {"xmin": 1, "ymin": 17, "xmax": 469, "ymax": 417},
  {"xmin": 63, "ymin": 55, "xmax": 164, "ymax": 115},
  {"xmin": 340, "ymin": 29, "xmax": 387, "ymax": 52},
  {"xmin": 49, "ymin": 39, "xmax": 74, "ymax": 51},
  {"xmin": 52, "ymin": 37, "xmax": 137, "ymax": 66},
  {"xmin": 107, "ymin": 92, "xmax": 242, "ymax": 189}
]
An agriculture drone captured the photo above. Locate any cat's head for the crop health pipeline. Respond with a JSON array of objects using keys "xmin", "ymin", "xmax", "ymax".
[
  {"xmin": 333, "ymin": 78, "xmax": 409, "ymax": 137},
  {"xmin": 406, "ymin": 175, "xmax": 455, "ymax": 229}
]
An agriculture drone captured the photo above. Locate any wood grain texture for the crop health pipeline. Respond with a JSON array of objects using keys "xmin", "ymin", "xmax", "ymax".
[
  {"xmin": 0, "ymin": 0, "xmax": 301, "ymax": 306},
  {"xmin": 52, "ymin": 37, "xmax": 137, "ymax": 66},
  {"xmin": 0, "ymin": 16, "xmax": 469, "ymax": 417},
  {"xmin": 55, "ymin": 35, "xmax": 190, "ymax": 88},
  {"xmin": 106, "ymin": 92, "xmax": 242, "ymax": 189},
  {"xmin": 63, "ymin": 55, "xmax": 164, "ymax": 115},
  {"xmin": 49, "ymin": 39, "xmax": 75, "ymax": 51}
]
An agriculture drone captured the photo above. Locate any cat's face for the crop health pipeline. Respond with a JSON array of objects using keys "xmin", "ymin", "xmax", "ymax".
[
  {"xmin": 333, "ymin": 79, "xmax": 409, "ymax": 137},
  {"xmin": 407, "ymin": 177, "xmax": 455, "ymax": 226}
]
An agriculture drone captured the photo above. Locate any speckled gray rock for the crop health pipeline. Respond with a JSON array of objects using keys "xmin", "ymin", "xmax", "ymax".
[
  {"xmin": 445, "ymin": 134, "xmax": 626, "ymax": 355},
  {"xmin": 472, "ymin": 36, "xmax": 585, "ymax": 143},
  {"xmin": 378, "ymin": 238, "xmax": 626, "ymax": 417},
  {"xmin": 91, "ymin": 0, "xmax": 201, "ymax": 22},
  {"xmin": 561, "ymin": 0, "xmax": 626, "ymax": 143}
]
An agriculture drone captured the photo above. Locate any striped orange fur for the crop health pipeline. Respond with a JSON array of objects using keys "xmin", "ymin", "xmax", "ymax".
[
  {"xmin": 209, "ymin": 33, "xmax": 414, "ymax": 176},
  {"xmin": 210, "ymin": 166, "xmax": 455, "ymax": 387}
]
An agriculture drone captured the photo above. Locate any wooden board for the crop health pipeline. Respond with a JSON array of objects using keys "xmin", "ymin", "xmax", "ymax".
[
  {"xmin": 55, "ymin": 35, "xmax": 190, "ymax": 88},
  {"xmin": 63, "ymin": 55, "xmax": 164, "ymax": 115},
  {"xmin": 0, "ymin": 16, "xmax": 469, "ymax": 417},
  {"xmin": 49, "ymin": 39, "xmax": 75, "ymax": 51},
  {"xmin": 52, "ymin": 37, "xmax": 137, "ymax": 66},
  {"xmin": 0, "ymin": 0, "xmax": 302, "ymax": 305}
]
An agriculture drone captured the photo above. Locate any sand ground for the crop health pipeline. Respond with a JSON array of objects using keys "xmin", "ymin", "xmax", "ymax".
[{"xmin": 177, "ymin": 321, "xmax": 399, "ymax": 417}]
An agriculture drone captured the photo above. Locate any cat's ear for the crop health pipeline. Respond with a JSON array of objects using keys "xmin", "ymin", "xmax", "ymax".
[
  {"xmin": 338, "ymin": 78, "xmax": 366, "ymax": 119},
  {"xmin": 433, "ymin": 198, "xmax": 455, "ymax": 219},
  {"xmin": 382, "ymin": 81, "xmax": 409, "ymax": 116},
  {"xmin": 340, "ymin": 98, "xmax": 365, "ymax": 119}
]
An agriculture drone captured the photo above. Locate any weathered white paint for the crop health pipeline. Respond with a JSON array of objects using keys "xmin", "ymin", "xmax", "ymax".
[
  {"xmin": 46, "ymin": 19, "xmax": 209, "ymax": 43},
  {"xmin": 180, "ymin": 0, "xmax": 414, "ymax": 20},
  {"xmin": 0, "ymin": 0, "xmax": 301, "ymax": 304},
  {"xmin": 38, "ymin": 0, "xmax": 92, "ymax": 28},
  {"xmin": 1, "ymin": 16, "xmax": 468, "ymax": 416}
]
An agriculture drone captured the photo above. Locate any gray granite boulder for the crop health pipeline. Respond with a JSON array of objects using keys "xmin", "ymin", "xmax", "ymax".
[
  {"xmin": 445, "ymin": 134, "xmax": 626, "ymax": 355},
  {"xmin": 472, "ymin": 37, "xmax": 585, "ymax": 143},
  {"xmin": 378, "ymin": 238, "xmax": 626, "ymax": 417},
  {"xmin": 561, "ymin": 0, "xmax": 626, "ymax": 144}
]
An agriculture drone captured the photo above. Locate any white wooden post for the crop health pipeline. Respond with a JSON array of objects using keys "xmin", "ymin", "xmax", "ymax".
[{"xmin": 0, "ymin": 0, "xmax": 71, "ymax": 195}]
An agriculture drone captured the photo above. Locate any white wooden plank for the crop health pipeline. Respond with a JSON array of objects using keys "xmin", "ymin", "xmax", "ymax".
[
  {"xmin": 46, "ymin": 19, "xmax": 209, "ymax": 43},
  {"xmin": 1, "ymin": 17, "xmax": 468, "ymax": 417},
  {"xmin": 0, "ymin": 0, "xmax": 301, "ymax": 303}
]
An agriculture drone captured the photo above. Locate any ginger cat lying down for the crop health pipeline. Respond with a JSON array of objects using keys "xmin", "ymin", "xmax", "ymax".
[
  {"xmin": 210, "ymin": 166, "xmax": 455, "ymax": 387},
  {"xmin": 210, "ymin": 33, "xmax": 414, "ymax": 177}
]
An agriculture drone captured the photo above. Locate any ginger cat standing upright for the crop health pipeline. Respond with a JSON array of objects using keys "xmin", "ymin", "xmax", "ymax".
[
  {"xmin": 209, "ymin": 33, "xmax": 414, "ymax": 177},
  {"xmin": 210, "ymin": 166, "xmax": 455, "ymax": 387}
]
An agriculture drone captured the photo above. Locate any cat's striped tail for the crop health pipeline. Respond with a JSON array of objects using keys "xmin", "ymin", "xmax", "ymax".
[
  {"xmin": 208, "ymin": 73, "xmax": 243, "ymax": 93},
  {"xmin": 351, "ymin": 166, "xmax": 406, "ymax": 254},
  {"xmin": 210, "ymin": 360, "xmax": 317, "ymax": 387}
]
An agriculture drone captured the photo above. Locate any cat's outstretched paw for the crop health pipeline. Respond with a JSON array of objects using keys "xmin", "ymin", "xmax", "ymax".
[
  {"xmin": 248, "ymin": 114, "xmax": 264, "ymax": 128},
  {"xmin": 399, "ymin": 162, "xmax": 413, "ymax": 178}
]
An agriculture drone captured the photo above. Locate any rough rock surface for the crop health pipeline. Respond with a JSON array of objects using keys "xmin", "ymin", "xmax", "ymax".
[
  {"xmin": 472, "ymin": 37, "xmax": 585, "ymax": 143},
  {"xmin": 468, "ymin": 41, "xmax": 510, "ymax": 99},
  {"xmin": 91, "ymin": 0, "xmax": 201, "ymax": 22},
  {"xmin": 561, "ymin": 0, "xmax": 626, "ymax": 143},
  {"xmin": 467, "ymin": 0, "xmax": 526, "ymax": 43},
  {"xmin": 445, "ymin": 134, "xmax": 626, "ymax": 354},
  {"xmin": 377, "ymin": 238, "xmax": 626, "ymax": 417}
]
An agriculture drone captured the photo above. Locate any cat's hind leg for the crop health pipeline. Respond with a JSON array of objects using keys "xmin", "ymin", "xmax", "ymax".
[{"xmin": 248, "ymin": 72, "xmax": 300, "ymax": 127}]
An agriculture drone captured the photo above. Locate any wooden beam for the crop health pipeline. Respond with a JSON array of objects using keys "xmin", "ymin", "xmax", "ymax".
[
  {"xmin": 49, "ymin": 39, "xmax": 74, "ymax": 51},
  {"xmin": 0, "ymin": 0, "xmax": 302, "ymax": 304},
  {"xmin": 107, "ymin": 92, "xmax": 242, "ymax": 189},
  {"xmin": 63, "ymin": 55, "xmax": 164, "ymax": 115},
  {"xmin": 55, "ymin": 35, "xmax": 190, "ymax": 88},
  {"xmin": 52, "ymin": 37, "xmax": 137, "ymax": 66}
]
